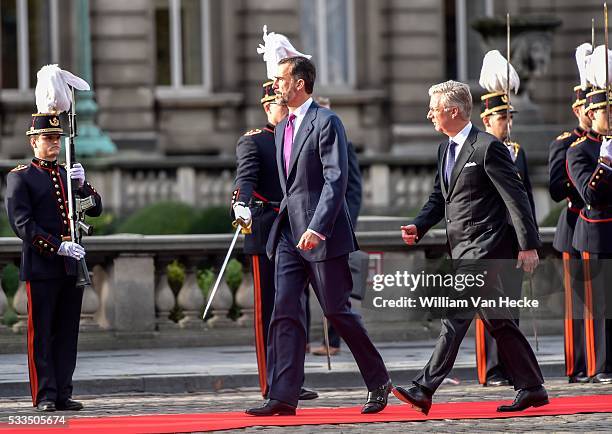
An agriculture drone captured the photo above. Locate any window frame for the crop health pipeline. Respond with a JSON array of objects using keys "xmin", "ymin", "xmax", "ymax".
[
  {"xmin": 156, "ymin": 0, "xmax": 212, "ymax": 93},
  {"xmin": 1, "ymin": 0, "xmax": 61, "ymax": 91},
  {"xmin": 305, "ymin": 0, "xmax": 356, "ymax": 89}
]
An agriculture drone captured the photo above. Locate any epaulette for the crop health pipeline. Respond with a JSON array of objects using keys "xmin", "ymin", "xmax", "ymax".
[
  {"xmin": 244, "ymin": 128, "xmax": 262, "ymax": 136},
  {"xmin": 570, "ymin": 136, "xmax": 587, "ymax": 147},
  {"xmin": 10, "ymin": 164, "xmax": 27, "ymax": 172},
  {"xmin": 556, "ymin": 131, "xmax": 572, "ymax": 141}
]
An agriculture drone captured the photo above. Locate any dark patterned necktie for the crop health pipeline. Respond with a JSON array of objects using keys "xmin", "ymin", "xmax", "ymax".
[{"xmin": 445, "ymin": 140, "xmax": 457, "ymax": 185}]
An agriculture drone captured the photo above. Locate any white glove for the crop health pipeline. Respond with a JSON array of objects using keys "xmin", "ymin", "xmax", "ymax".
[
  {"xmin": 600, "ymin": 138, "xmax": 612, "ymax": 159},
  {"xmin": 68, "ymin": 163, "xmax": 85, "ymax": 187},
  {"xmin": 233, "ymin": 203, "xmax": 252, "ymax": 228},
  {"xmin": 58, "ymin": 241, "xmax": 86, "ymax": 260}
]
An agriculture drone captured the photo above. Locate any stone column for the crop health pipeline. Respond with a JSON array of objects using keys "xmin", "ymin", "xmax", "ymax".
[
  {"xmin": 12, "ymin": 281, "xmax": 28, "ymax": 333},
  {"xmin": 177, "ymin": 259, "xmax": 204, "ymax": 328},
  {"xmin": 155, "ymin": 256, "xmax": 178, "ymax": 330},
  {"xmin": 0, "ymin": 268, "xmax": 8, "ymax": 332},
  {"xmin": 109, "ymin": 254, "xmax": 156, "ymax": 332},
  {"xmin": 235, "ymin": 259, "xmax": 254, "ymax": 327},
  {"xmin": 93, "ymin": 263, "xmax": 113, "ymax": 330}
]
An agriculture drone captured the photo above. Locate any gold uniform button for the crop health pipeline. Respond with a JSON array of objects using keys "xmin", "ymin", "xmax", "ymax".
[
  {"xmin": 62, "ymin": 213, "xmax": 66, "ymax": 217},
  {"xmin": 44, "ymin": 243, "xmax": 48, "ymax": 248},
  {"xmin": 58, "ymin": 198, "xmax": 62, "ymax": 202},
  {"xmin": 50, "ymin": 248, "xmax": 54, "ymax": 252},
  {"xmin": 592, "ymin": 182, "xmax": 596, "ymax": 186},
  {"xmin": 60, "ymin": 205, "xmax": 64, "ymax": 209},
  {"xmin": 63, "ymin": 221, "xmax": 67, "ymax": 224},
  {"xmin": 56, "ymin": 191, "xmax": 61, "ymax": 196},
  {"xmin": 53, "ymin": 177, "xmax": 57, "ymax": 182},
  {"xmin": 600, "ymin": 169, "xmax": 604, "ymax": 174},
  {"xmin": 39, "ymin": 240, "xmax": 43, "ymax": 245}
]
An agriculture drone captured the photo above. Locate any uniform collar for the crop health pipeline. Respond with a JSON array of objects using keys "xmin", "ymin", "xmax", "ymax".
[
  {"xmin": 32, "ymin": 157, "xmax": 59, "ymax": 169},
  {"xmin": 587, "ymin": 130, "xmax": 608, "ymax": 142},
  {"xmin": 574, "ymin": 126, "xmax": 586, "ymax": 137},
  {"xmin": 265, "ymin": 122, "xmax": 275, "ymax": 132}
]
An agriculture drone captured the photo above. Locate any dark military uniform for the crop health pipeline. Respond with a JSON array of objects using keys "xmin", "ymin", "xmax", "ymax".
[
  {"xmin": 232, "ymin": 119, "xmax": 282, "ymax": 396},
  {"xmin": 567, "ymin": 127, "xmax": 612, "ymax": 381},
  {"xmin": 549, "ymin": 125, "xmax": 588, "ymax": 381},
  {"xmin": 5, "ymin": 154, "xmax": 102, "ymax": 407}
]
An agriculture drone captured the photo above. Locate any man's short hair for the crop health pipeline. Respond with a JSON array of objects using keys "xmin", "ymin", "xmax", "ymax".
[
  {"xmin": 278, "ymin": 56, "xmax": 316, "ymax": 94},
  {"xmin": 428, "ymin": 80, "xmax": 472, "ymax": 119}
]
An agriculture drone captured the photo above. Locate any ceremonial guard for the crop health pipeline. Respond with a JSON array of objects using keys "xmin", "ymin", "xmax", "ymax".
[
  {"xmin": 475, "ymin": 50, "xmax": 537, "ymax": 387},
  {"xmin": 4, "ymin": 67, "xmax": 102, "ymax": 412},
  {"xmin": 232, "ymin": 30, "xmax": 318, "ymax": 402},
  {"xmin": 548, "ymin": 43, "xmax": 592, "ymax": 384},
  {"xmin": 566, "ymin": 45, "xmax": 612, "ymax": 384}
]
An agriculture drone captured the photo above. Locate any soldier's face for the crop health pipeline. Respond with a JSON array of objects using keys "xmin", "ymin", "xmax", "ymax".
[
  {"xmin": 574, "ymin": 105, "xmax": 592, "ymax": 129},
  {"xmin": 30, "ymin": 134, "xmax": 61, "ymax": 160},
  {"xmin": 266, "ymin": 102, "xmax": 288, "ymax": 126},
  {"xmin": 484, "ymin": 112, "xmax": 512, "ymax": 142},
  {"xmin": 590, "ymin": 108, "xmax": 610, "ymax": 133}
]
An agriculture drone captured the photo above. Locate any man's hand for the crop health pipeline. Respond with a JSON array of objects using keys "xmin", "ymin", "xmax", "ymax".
[
  {"xmin": 517, "ymin": 249, "xmax": 539, "ymax": 273},
  {"xmin": 401, "ymin": 225, "xmax": 419, "ymax": 245},
  {"xmin": 297, "ymin": 231, "xmax": 321, "ymax": 251},
  {"xmin": 58, "ymin": 241, "xmax": 86, "ymax": 260},
  {"xmin": 232, "ymin": 203, "xmax": 252, "ymax": 229},
  {"xmin": 68, "ymin": 163, "xmax": 85, "ymax": 187}
]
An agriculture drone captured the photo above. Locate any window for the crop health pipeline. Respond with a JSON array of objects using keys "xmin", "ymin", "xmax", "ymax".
[
  {"xmin": 154, "ymin": 0, "xmax": 211, "ymax": 90},
  {"xmin": 445, "ymin": 0, "xmax": 494, "ymax": 81},
  {"xmin": 300, "ymin": 0, "xmax": 355, "ymax": 88},
  {"xmin": 0, "ymin": 0, "xmax": 61, "ymax": 90}
]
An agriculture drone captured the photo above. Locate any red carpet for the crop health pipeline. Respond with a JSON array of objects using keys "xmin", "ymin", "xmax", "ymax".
[{"xmin": 2, "ymin": 395, "xmax": 611, "ymax": 433}]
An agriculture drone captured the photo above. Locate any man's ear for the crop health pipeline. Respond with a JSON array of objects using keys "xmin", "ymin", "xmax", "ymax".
[
  {"xmin": 588, "ymin": 109, "xmax": 596, "ymax": 121},
  {"xmin": 482, "ymin": 115, "xmax": 491, "ymax": 128},
  {"xmin": 295, "ymin": 78, "xmax": 304, "ymax": 92}
]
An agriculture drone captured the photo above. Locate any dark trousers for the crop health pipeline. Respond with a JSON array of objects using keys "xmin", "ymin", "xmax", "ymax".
[
  {"xmin": 26, "ymin": 277, "xmax": 82, "ymax": 406},
  {"xmin": 414, "ymin": 261, "xmax": 543, "ymax": 394},
  {"xmin": 581, "ymin": 252, "xmax": 612, "ymax": 376},
  {"xmin": 562, "ymin": 251, "xmax": 587, "ymax": 377},
  {"xmin": 250, "ymin": 254, "xmax": 276, "ymax": 396},
  {"xmin": 267, "ymin": 225, "xmax": 389, "ymax": 406},
  {"xmin": 475, "ymin": 265, "xmax": 523, "ymax": 383}
]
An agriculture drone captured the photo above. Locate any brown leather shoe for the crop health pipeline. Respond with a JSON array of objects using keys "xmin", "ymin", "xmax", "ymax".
[{"xmin": 311, "ymin": 345, "xmax": 340, "ymax": 356}]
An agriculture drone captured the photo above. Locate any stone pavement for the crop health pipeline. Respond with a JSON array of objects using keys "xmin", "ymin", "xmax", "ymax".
[
  {"xmin": 0, "ymin": 335, "xmax": 566, "ymax": 397},
  {"xmin": 0, "ymin": 379, "xmax": 610, "ymax": 432}
]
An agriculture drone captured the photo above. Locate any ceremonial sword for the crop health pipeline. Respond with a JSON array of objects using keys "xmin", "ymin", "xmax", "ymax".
[{"xmin": 202, "ymin": 218, "xmax": 250, "ymax": 320}]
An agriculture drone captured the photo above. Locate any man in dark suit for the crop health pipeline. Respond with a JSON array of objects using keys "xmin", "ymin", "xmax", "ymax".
[
  {"xmin": 232, "ymin": 80, "xmax": 318, "ymax": 401},
  {"xmin": 548, "ymin": 84, "xmax": 590, "ymax": 384},
  {"xmin": 475, "ymin": 93, "xmax": 537, "ymax": 387},
  {"xmin": 5, "ymin": 113, "xmax": 102, "ymax": 412},
  {"xmin": 393, "ymin": 80, "xmax": 547, "ymax": 414},
  {"xmin": 246, "ymin": 56, "xmax": 391, "ymax": 416},
  {"xmin": 566, "ymin": 85, "xmax": 612, "ymax": 384}
]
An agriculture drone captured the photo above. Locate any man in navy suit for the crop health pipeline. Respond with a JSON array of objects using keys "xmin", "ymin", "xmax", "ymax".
[{"xmin": 246, "ymin": 56, "xmax": 391, "ymax": 416}]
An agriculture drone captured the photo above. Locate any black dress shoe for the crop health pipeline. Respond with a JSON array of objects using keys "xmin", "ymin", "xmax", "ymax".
[
  {"xmin": 56, "ymin": 399, "xmax": 84, "ymax": 411},
  {"xmin": 497, "ymin": 385, "xmax": 549, "ymax": 412},
  {"xmin": 484, "ymin": 374, "xmax": 511, "ymax": 387},
  {"xmin": 392, "ymin": 384, "xmax": 432, "ymax": 416},
  {"xmin": 568, "ymin": 372, "xmax": 590, "ymax": 384},
  {"xmin": 592, "ymin": 372, "xmax": 612, "ymax": 384},
  {"xmin": 299, "ymin": 387, "xmax": 319, "ymax": 400},
  {"xmin": 245, "ymin": 399, "xmax": 296, "ymax": 416},
  {"xmin": 35, "ymin": 400, "xmax": 56, "ymax": 412},
  {"xmin": 361, "ymin": 380, "xmax": 392, "ymax": 414}
]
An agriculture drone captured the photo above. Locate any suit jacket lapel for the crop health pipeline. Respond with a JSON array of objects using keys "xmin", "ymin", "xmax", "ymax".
[
  {"xmin": 287, "ymin": 102, "xmax": 317, "ymax": 177},
  {"xmin": 447, "ymin": 125, "xmax": 477, "ymax": 196},
  {"xmin": 276, "ymin": 116, "xmax": 288, "ymax": 192}
]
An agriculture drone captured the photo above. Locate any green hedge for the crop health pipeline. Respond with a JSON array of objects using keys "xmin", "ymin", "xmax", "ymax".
[{"xmin": 115, "ymin": 202, "xmax": 232, "ymax": 235}]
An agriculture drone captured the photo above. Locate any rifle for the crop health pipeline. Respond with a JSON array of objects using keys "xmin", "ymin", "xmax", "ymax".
[{"xmin": 65, "ymin": 86, "xmax": 96, "ymax": 288}]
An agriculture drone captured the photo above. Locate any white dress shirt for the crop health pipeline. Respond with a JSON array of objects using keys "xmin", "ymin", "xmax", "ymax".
[{"xmin": 447, "ymin": 121, "xmax": 473, "ymax": 162}]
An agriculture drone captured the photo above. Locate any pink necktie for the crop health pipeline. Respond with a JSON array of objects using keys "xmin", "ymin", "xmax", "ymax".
[{"xmin": 283, "ymin": 114, "xmax": 296, "ymax": 176}]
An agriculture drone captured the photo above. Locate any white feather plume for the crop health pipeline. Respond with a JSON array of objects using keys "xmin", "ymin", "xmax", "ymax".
[
  {"xmin": 478, "ymin": 50, "xmax": 520, "ymax": 94},
  {"xmin": 35, "ymin": 64, "xmax": 90, "ymax": 114},
  {"xmin": 585, "ymin": 45, "xmax": 612, "ymax": 89},
  {"xmin": 257, "ymin": 25, "xmax": 312, "ymax": 80},
  {"xmin": 575, "ymin": 43, "xmax": 593, "ymax": 90}
]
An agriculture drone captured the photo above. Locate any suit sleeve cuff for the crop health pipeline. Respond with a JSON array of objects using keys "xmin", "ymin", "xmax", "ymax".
[{"xmin": 307, "ymin": 228, "xmax": 326, "ymax": 241}]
